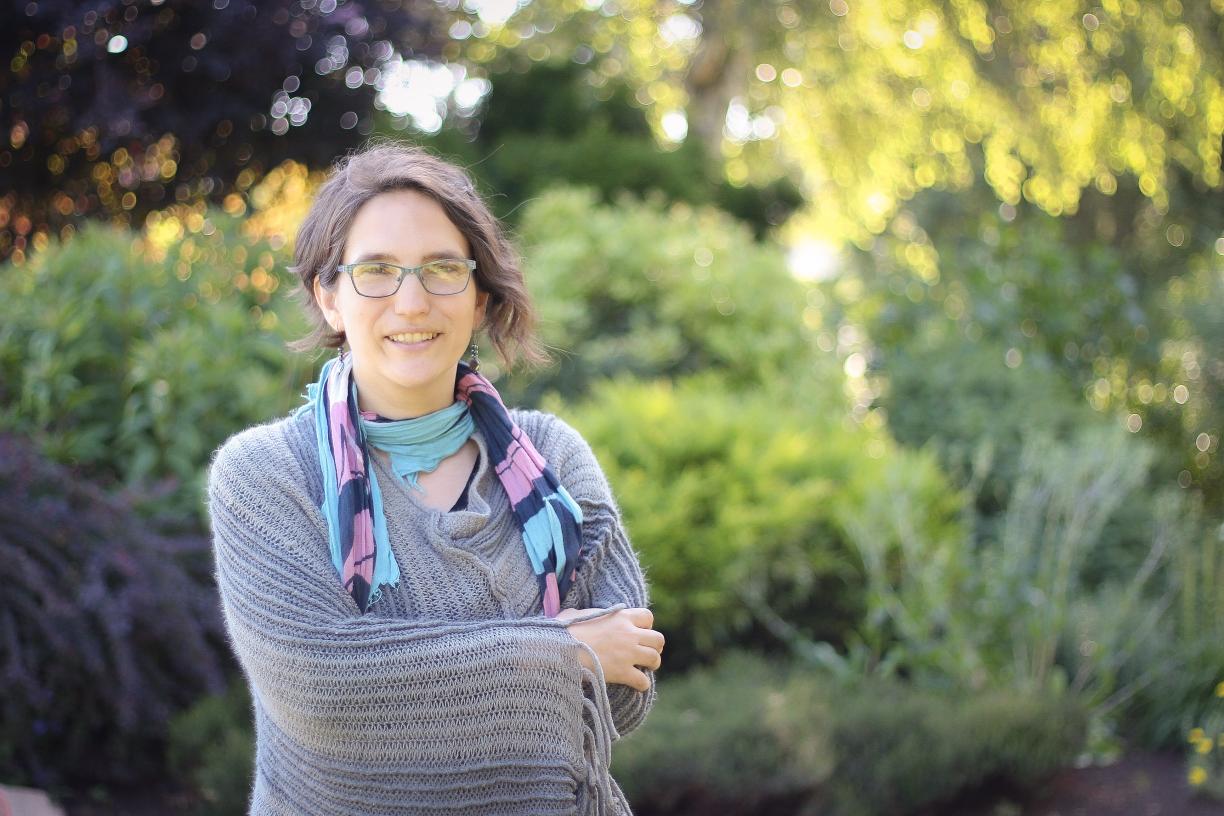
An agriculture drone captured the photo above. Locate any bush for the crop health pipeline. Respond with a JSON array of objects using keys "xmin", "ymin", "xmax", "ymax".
[
  {"xmin": 1111, "ymin": 493, "xmax": 1224, "ymax": 749},
  {"xmin": 879, "ymin": 330, "xmax": 1091, "ymax": 512},
  {"xmin": 614, "ymin": 652, "xmax": 1086, "ymax": 816},
  {"xmin": 839, "ymin": 421, "xmax": 1174, "ymax": 688},
  {"xmin": 552, "ymin": 374, "xmax": 964, "ymax": 672},
  {"xmin": 0, "ymin": 213, "xmax": 308, "ymax": 530},
  {"xmin": 168, "ymin": 681, "xmax": 256, "ymax": 816},
  {"xmin": 0, "ymin": 434, "xmax": 230, "ymax": 788},
  {"xmin": 828, "ymin": 680, "xmax": 1087, "ymax": 816},
  {"xmin": 1186, "ymin": 682, "xmax": 1224, "ymax": 801},
  {"xmin": 504, "ymin": 186, "xmax": 815, "ymax": 406},
  {"xmin": 612, "ymin": 652, "xmax": 833, "ymax": 813}
]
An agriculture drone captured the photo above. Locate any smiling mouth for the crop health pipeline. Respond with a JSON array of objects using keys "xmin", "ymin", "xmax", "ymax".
[{"xmin": 387, "ymin": 331, "xmax": 440, "ymax": 345}]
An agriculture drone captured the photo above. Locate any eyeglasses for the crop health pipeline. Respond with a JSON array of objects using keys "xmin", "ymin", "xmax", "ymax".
[{"xmin": 336, "ymin": 259, "xmax": 476, "ymax": 297}]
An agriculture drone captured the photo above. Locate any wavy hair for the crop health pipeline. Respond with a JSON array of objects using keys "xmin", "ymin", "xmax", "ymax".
[{"xmin": 286, "ymin": 141, "xmax": 546, "ymax": 369}]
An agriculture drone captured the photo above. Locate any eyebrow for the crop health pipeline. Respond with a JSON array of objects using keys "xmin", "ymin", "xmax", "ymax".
[{"xmin": 350, "ymin": 250, "xmax": 468, "ymax": 264}]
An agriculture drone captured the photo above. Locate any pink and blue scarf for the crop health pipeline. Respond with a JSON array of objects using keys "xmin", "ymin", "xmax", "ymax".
[{"xmin": 297, "ymin": 351, "xmax": 585, "ymax": 616}]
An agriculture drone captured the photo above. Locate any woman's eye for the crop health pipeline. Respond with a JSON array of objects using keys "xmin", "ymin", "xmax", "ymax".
[{"xmin": 426, "ymin": 261, "xmax": 466, "ymax": 278}]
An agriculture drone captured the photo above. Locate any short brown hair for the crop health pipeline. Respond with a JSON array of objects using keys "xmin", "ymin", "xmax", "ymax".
[{"xmin": 286, "ymin": 141, "xmax": 546, "ymax": 369}]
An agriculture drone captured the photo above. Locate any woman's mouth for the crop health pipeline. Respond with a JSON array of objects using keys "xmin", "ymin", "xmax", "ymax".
[{"xmin": 386, "ymin": 331, "xmax": 440, "ymax": 348}]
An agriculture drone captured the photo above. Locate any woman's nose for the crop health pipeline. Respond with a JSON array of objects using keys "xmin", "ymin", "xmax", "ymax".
[{"xmin": 393, "ymin": 272, "xmax": 431, "ymax": 314}]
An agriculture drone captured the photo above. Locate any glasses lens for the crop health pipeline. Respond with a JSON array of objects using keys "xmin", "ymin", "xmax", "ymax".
[
  {"xmin": 350, "ymin": 262, "xmax": 400, "ymax": 297},
  {"xmin": 420, "ymin": 259, "xmax": 471, "ymax": 295}
]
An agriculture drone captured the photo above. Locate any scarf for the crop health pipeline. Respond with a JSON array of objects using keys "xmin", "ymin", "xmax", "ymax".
[{"xmin": 296, "ymin": 351, "xmax": 584, "ymax": 616}]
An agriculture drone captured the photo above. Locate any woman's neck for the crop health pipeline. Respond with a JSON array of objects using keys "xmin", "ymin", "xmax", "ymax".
[{"xmin": 351, "ymin": 369, "xmax": 455, "ymax": 420}]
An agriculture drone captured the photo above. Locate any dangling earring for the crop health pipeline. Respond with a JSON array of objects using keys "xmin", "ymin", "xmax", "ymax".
[{"xmin": 467, "ymin": 340, "xmax": 480, "ymax": 373}]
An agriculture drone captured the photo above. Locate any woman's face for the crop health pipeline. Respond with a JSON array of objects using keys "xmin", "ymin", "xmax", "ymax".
[{"xmin": 314, "ymin": 188, "xmax": 488, "ymax": 419}]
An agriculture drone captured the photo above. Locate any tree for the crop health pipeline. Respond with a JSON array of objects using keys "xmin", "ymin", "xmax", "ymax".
[
  {"xmin": 460, "ymin": 0, "xmax": 1223, "ymax": 243},
  {"xmin": 0, "ymin": 0, "xmax": 444, "ymax": 261},
  {"xmin": 405, "ymin": 58, "xmax": 802, "ymax": 236}
]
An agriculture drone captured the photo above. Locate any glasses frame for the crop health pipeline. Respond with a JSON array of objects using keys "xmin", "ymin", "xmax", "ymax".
[{"xmin": 336, "ymin": 258, "xmax": 477, "ymax": 298}]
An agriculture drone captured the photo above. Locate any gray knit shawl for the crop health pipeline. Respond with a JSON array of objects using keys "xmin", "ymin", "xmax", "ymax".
[{"xmin": 206, "ymin": 407, "xmax": 655, "ymax": 815}]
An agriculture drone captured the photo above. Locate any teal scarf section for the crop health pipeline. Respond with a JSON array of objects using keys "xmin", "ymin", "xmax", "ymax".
[{"xmin": 361, "ymin": 401, "xmax": 475, "ymax": 492}]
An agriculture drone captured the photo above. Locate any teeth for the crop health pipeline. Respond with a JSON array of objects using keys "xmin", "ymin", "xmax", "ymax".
[{"xmin": 389, "ymin": 332, "xmax": 439, "ymax": 344}]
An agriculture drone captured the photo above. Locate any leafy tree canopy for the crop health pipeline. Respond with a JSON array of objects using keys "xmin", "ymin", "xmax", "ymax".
[
  {"xmin": 463, "ymin": 0, "xmax": 1224, "ymax": 243},
  {"xmin": 1, "ymin": 0, "xmax": 445, "ymax": 260}
]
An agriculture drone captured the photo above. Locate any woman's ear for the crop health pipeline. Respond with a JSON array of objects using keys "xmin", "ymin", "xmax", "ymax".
[
  {"xmin": 474, "ymin": 288, "xmax": 490, "ymax": 328},
  {"xmin": 314, "ymin": 277, "xmax": 344, "ymax": 332}
]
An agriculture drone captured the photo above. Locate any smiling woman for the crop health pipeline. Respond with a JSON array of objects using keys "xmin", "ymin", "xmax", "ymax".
[
  {"xmin": 205, "ymin": 142, "xmax": 663, "ymax": 815},
  {"xmin": 314, "ymin": 188, "xmax": 488, "ymax": 419}
]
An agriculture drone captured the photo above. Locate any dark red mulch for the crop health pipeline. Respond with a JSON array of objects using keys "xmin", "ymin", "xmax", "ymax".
[
  {"xmin": 930, "ymin": 751, "xmax": 1224, "ymax": 816},
  {"xmin": 43, "ymin": 752, "xmax": 1224, "ymax": 816}
]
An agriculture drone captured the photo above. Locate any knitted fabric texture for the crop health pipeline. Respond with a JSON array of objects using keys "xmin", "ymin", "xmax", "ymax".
[{"xmin": 207, "ymin": 407, "xmax": 654, "ymax": 815}]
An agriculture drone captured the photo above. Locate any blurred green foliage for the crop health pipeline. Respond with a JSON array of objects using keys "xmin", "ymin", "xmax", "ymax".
[
  {"xmin": 167, "ymin": 681, "xmax": 255, "ymax": 816},
  {"xmin": 503, "ymin": 185, "xmax": 816, "ymax": 406},
  {"xmin": 826, "ymin": 189, "xmax": 1223, "ymax": 513},
  {"xmin": 408, "ymin": 61, "xmax": 803, "ymax": 239},
  {"xmin": 613, "ymin": 651, "xmax": 1085, "ymax": 816},
  {"xmin": 824, "ymin": 417, "xmax": 1224, "ymax": 766},
  {"xmin": 827, "ymin": 678, "xmax": 1086, "ymax": 816},
  {"xmin": 475, "ymin": 1, "xmax": 1224, "ymax": 245},
  {"xmin": 1133, "ymin": 258, "xmax": 1224, "ymax": 508},
  {"xmin": 880, "ymin": 332, "xmax": 1092, "ymax": 512},
  {"xmin": 551, "ymin": 374, "xmax": 963, "ymax": 673},
  {"xmin": 611, "ymin": 652, "xmax": 832, "ymax": 812},
  {"xmin": 1185, "ymin": 684, "xmax": 1224, "ymax": 800},
  {"xmin": 0, "ymin": 214, "xmax": 308, "ymax": 529}
]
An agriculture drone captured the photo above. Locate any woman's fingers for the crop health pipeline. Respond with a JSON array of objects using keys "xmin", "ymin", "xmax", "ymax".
[
  {"xmin": 562, "ymin": 607, "xmax": 664, "ymax": 688},
  {"xmin": 624, "ymin": 607, "xmax": 654, "ymax": 628},
  {"xmin": 639, "ymin": 628, "xmax": 665, "ymax": 654},
  {"xmin": 634, "ymin": 644, "xmax": 662, "ymax": 671},
  {"xmin": 625, "ymin": 667, "xmax": 651, "ymax": 693}
]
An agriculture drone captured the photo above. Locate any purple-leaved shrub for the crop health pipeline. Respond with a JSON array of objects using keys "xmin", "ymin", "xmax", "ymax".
[{"xmin": 0, "ymin": 433, "xmax": 231, "ymax": 788}]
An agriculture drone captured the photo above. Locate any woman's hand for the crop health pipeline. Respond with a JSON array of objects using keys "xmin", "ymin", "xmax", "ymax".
[{"xmin": 556, "ymin": 607, "xmax": 664, "ymax": 692}]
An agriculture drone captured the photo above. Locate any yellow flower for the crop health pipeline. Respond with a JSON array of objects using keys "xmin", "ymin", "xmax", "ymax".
[
  {"xmin": 1190, "ymin": 728, "xmax": 1206, "ymax": 743},
  {"xmin": 1216, "ymin": 680, "xmax": 1224, "ymax": 698},
  {"xmin": 1198, "ymin": 738, "xmax": 1215, "ymax": 755},
  {"xmin": 1190, "ymin": 766, "xmax": 1208, "ymax": 786}
]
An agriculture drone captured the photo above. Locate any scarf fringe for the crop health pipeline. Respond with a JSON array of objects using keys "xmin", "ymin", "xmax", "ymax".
[{"xmin": 575, "ymin": 647, "xmax": 620, "ymax": 816}]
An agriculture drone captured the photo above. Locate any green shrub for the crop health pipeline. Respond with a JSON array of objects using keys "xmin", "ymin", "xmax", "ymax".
[
  {"xmin": 839, "ymin": 422, "xmax": 1168, "ymax": 690},
  {"xmin": 612, "ymin": 652, "xmax": 833, "ymax": 812},
  {"xmin": 1111, "ymin": 494, "xmax": 1224, "ymax": 749},
  {"xmin": 1138, "ymin": 258, "xmax": 1224, "ymax": 513},
  {"xmin": 168, "ymin": 681, "xmax": 256, "ymax": 816},
  {"xmin": 828, "ymin": 681, "xmax": 1086, "ymax": 816},
  {"xmin": 1186, "ymin": 682, "xmax": 1224, "ymax": 801},
  {"xmin": 614, "ymin": 652, "xmax": 1085, "ymax": 816},
  {"xmin": 879, "ymin": 330, "xmax": 1091, "ymax": 513},
  {"xmin": 552, "ymin": 374, "xmax": 964, "ymax": 672},
  {"xmin": 505, "ymin": 186, "xmax": 815, "ymax": 406},
  {"xmin": 0, "ymin": 214, "xmax": 309, "ymax": 528}
]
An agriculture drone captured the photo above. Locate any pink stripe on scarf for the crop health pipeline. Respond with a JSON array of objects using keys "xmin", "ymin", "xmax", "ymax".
[
  {"xmin": 327, "ymin": 369, "xmax": 375, "ymax": 591},
  {"xmin": 495, "ymin": 436, "xmax": 546, "ymax": 505}
]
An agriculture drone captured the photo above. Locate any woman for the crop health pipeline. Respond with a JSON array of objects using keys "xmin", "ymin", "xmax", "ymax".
[{"xmin": 206, "ymin": 142, "xmax": 663, "ymax": 815}]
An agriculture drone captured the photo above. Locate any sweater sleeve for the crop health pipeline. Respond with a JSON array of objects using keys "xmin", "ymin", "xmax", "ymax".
[
  {"xmin": 205, "ymin": 426, "xmax": 603, "ymax": 769},
  {"xmin": 540, "ymin": 414, "xmax": 658, "ymax": 741}
]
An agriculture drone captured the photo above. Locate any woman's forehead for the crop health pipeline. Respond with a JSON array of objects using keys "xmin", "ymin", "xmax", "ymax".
[{"xmin": 345, "ymin": 189, "xmax": 470, "ymax": 261}]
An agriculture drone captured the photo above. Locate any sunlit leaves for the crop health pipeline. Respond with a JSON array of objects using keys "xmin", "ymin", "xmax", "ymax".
[{"xmin": 463, "ymin": 0, "xmax": 1224, "ymax": 245}]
